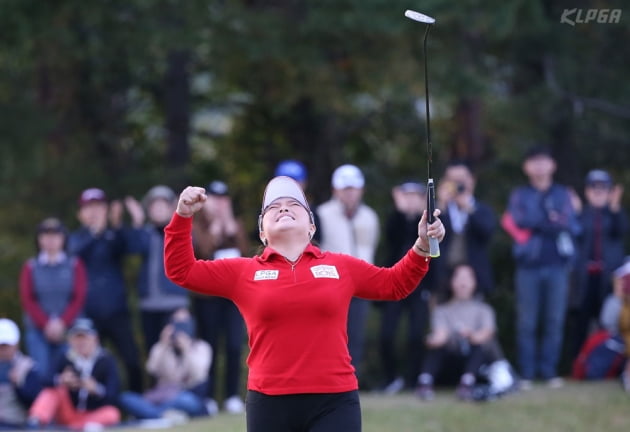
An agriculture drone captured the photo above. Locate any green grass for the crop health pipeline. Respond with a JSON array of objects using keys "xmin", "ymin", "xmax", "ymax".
[{"xmin": 117, "ymin": 380, "xmax": 629, "ymax": 432}]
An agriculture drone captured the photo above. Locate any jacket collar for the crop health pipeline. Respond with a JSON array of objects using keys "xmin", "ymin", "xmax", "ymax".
[{"xmin": 258, "ymin": 243, "xmax": 324, "ymax": 262}]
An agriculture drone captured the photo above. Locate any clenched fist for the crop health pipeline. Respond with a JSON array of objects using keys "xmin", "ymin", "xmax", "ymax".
[{"xmin": 176, "ymin": 186, "xmax": 208, "ymax": 218}]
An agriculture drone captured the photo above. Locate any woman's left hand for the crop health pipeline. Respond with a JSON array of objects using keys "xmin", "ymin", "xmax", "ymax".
[{"xmin": 416, "ymin": 209, "xmax": 445, "ymax": 251}]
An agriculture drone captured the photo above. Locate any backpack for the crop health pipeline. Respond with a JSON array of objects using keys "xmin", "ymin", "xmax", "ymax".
[{"xmin": 571, "ymin": 330, "xmax": 626, "ymax": 380}]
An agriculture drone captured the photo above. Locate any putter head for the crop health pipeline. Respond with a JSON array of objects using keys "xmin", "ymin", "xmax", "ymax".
[{"xmin": 404, "ymin": 10, "xmax": 436, "ymax": 24}]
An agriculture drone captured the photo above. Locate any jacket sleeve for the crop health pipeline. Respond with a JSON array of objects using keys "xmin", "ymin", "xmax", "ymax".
[
  {"xmin": 98, "ymin": 355, "xmax": 121, "ymax": 406},
  {"xmin": 19, "ymin": 261, "xmax": 49, "ymax": 328},
  {"xmin": 346, "ymin": 249, "xmax": 430, "ymax": 301},
  {"xmin": 15, "ymin": 365, "xmax": 44, "ymax": 405},
  {"xmin": 467, "ymin": 203, "xmax": 497, "ymax": 244},
  {"xmin": 164, "ymin": 213, "xmax": 247, "ymax": 298}
]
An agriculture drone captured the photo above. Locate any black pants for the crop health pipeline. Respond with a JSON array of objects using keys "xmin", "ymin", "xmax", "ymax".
[
  {"xmin": 568, "ymin": 272, "xmax": 605, "ymax": 360},
  {"xmin": 379, "ymin": 288, "xmax": 429, "ymax": 388},
  {"xmin": 193, "ymin": 296, "xmax": 245, "ymax": 399},
  {"xmin": 91, "ymin": 311, "xmax": 144, "ymax": 393},
  {"xmin": 246, "ymin": 390, "xmax": 361, "ymax": 432},
  {"xmin": 141, "ymin": 309, "xmax": 176, "ymax": 353},
  {"xmin": 421, "ymin": 340, "xmax": 502, "ymax": 385}
]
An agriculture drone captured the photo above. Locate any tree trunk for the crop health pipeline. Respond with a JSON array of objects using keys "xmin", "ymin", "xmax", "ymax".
[{"xmin": 164, "ymin": 50, "xmax": 191, "ymax": 184}]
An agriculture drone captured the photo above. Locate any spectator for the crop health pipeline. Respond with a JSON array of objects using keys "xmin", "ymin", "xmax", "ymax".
[
  {"xmin": 191, "ymin": 180, "xmax": 249, "ymax": 415},
  {"xmin": 379, "ymin": 181, "xmax": 434, "ymax": 393},
  {"xmin": 19, "ymin": 217, "xmax": 87, "ymax": 378},
  {"xmin": 127, "ymin": 185, "xmax": 190, "ymax": 351},
  {"xmin": 28, "ymin": 318, "xmax": 121, "ymax": 430},
  {"xmin": 119, "ymin": 308, "xmax": 212, "ymax": 424},
  {"xmin": 572, "ymin": 260, "xmax": 629, "ymax": 381},
  {"xmin": 620, "ymin": 280, "xmax": 630, "ymax": 392},
  {"xmin": 568, "ymin": 169, "xmax": 628, "ymax": 360},
  {"xmin": 0, "ymin": 318, "xmax": 43, "ymax": 429},
  {"xmin": 503, "ymin": 146, "xmax": 581, "ymax": 389},
  {"xmin": 415, "ymin": 264, "xmax": 509, "ymax": 401},
  {"xmin": 67, "ymin": 188, "xmax": 144, "ymax": 393},
  {"xmin": 316, "ymin": 164, "xmax": 380, "ymax": 383},
  {"xmin": 436, "ymin": 160, "xmax": 497, "ymax": 299},
  {"xmin": 274, "ymin": 160, "xmax": 321, "ymax": 243}
]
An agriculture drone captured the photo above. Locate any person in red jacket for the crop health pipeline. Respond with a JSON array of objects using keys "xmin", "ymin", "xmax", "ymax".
[{"xmin": 164, "ymin": 176, "xmax": 445, "ymax": 432}]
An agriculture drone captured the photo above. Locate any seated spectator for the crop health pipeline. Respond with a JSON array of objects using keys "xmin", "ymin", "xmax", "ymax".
[
  {"xmin": 617, "ymin": 264, "xmax": 630, "ymax": 392},
  {"xmin": 415, "ymin": 264, "xmax": 510, "ymax": 401},
  {"xmin": 19, "ymin": 217, "xmax": 87, "ymax": 378},
  {"xmin": 572, "ymin": 259, "xmax": 629, "ymax": 382},
  {"xmin": 27, "ymin": 318, "xmax": 121, "ymax": 430},
  {"xmin": 119, "ymin": 308, "xmax": 212, "ymax": 424},
  {"xmin": 0, "ymin": 318, "xmax": 43, "ymax": 429}
]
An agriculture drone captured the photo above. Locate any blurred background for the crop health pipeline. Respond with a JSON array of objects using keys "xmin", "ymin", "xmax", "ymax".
[{"xmin": 1, "ymin": 0, "xmax": 629, "ymax": 370}]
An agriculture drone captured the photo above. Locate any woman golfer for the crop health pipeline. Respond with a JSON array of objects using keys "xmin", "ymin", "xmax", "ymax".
[{"xmin": 164, "ymin": 176, "xmax": 445, "ymax": 432}]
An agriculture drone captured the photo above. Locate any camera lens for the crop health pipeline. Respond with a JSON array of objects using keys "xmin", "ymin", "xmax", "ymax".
[{"xmin": 456, "ymin": 183, "xmax": 466, "ymax": 194}]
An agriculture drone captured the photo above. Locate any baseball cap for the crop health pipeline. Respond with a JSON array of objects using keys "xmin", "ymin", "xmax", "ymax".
[
  {"xmin": 68, "ymin": 318, "xmax": 97, "ymax": 336},
  {"xmin": 143, "ymin": 185, "xmax": 176, "ymax": 209},
  {"xmin": 0, "ymin": 318, "xmax": 20, "ymax": 345},
  {"xmin": 332, "ymin": 164, "xmax": 365, "ymax": 189},
  {"xmin": 37, "ymin": 217, "xmax": 67, "ymax": 235},
  {"xmin": 275, "ymin": 160, "xmax": 308, "ymax": 183},
  {"xmin": 206, "ymin": 180, "xmax": 229, "ymax": 196},
  {"xmin": 585, "ymin": 169, "xmax": 612, "ymax": 187},
  {"xmin": 398, "ymin": 181, "xmax": 426, "ymax": 194},
  {"xmin": 78, "ymin": 188, "xmax": 107, "ymax": 206},
  {"xmin": 261, "ymin": 176, "xmax": 311, "ymax": 212}
]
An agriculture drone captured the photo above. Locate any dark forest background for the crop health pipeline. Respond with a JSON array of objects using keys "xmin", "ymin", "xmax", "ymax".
[{"xmin": 1, "ymin": 0, "xmax": 629, "ymax": 376}]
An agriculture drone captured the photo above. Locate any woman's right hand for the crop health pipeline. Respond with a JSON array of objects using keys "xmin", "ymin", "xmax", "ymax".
[{"xmin": 176, "ymin": 186, "xmax": 207, "ymax": 218}]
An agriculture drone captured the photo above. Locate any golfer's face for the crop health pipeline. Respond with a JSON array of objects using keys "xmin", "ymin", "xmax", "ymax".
[{"xmin": 261, "ymin": 198, "xmax": 311, "ymax": 235}]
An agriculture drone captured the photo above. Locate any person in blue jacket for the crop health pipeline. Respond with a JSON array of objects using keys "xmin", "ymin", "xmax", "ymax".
[
  {"xmin": 67, "ymin": 188, "xmax": 144, "ymax": 393},
  {"xmin": 128, "ymin": 185, "xmax": 191, "ymax": 351},
  {"xmin": 504, "ymin": 146, "xmax": 581, "ymax": 389}
]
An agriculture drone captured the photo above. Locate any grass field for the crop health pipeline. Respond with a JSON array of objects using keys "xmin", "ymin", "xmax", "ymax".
[{"xmin": 116, "ymin": 380, "xmax": 629, "ymax": 432}]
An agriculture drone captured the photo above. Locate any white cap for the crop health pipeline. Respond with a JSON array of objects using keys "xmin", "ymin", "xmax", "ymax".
[
  {"xmin": 0, "ymin": 318, "xmax": 20, "ymax": 345},
  {"xmin": 332, "ymin": 164, "xmax": 365, "ymax": 189},
  {"xmin": 261, "ymin": 176, "xmax": 311, "ymax": 212}
]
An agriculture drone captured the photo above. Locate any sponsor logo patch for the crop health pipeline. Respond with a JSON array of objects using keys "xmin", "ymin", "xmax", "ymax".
[
  {"xmin": 254, "ymin": 270, "xmax": 279, "ymax": 281},
  {"xmin": 310, "ymin": 265, "xmax": 340, "ymax": 279}
]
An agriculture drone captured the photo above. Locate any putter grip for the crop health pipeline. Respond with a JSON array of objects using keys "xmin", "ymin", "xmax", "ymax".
[{"xmin": 426, "ymin": 179, "xmax": 441, "ymax": 258}]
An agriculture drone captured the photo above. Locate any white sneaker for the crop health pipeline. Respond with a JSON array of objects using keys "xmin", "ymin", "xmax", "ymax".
[
  {"xmin": 224, "ymin": 395, "xmax": 245, "ymax": 414},
  {"xmin": 546, "ymin": 377, "xmax": 564, "ymax": 389},
  {"xmin": 205, "ymin": 398, "xmax": 219, "ymax": 416},
  {"xmin": 519, "ymin": 379, "xmax": 533, "ymax": 391},
  {"xmin": 161, "ymin": 408, "xmax": 189, "ymax": 425},
  {"xmin": 383, "ymin": 377, "xmax": 405, "ymax": 395},
  {"xmin": 83, "ymin": 422, "xmax": 104, "ymax": 432}
]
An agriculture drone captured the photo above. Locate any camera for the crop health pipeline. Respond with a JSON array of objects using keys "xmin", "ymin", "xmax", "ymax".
[{"xmin": 456, "ymin": 182, "xmax": 466, "ymax": 194}]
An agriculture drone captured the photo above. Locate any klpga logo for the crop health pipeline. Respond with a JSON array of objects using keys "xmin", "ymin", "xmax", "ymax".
[{"xmin": 561, "ymin": 9, "xmax": 622, "ymax": 26}]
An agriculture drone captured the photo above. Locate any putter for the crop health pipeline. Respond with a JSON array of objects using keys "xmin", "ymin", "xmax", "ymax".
[{"xmin": 404, "ymin": 9, "xmax": 440, "ymax": 257}]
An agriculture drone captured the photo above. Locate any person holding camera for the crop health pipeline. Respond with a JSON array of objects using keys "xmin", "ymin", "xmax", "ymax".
[
  {"xmin": 27, "ymin": 318, "xmax": 121, "ymax": 430},
  {"xmin": 435, "ymin": 160, "xmax": 497, "ymax": 300},
  {"xmin": 118, "ymin": 308, "xmax": 212, "ymax": 424}
]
